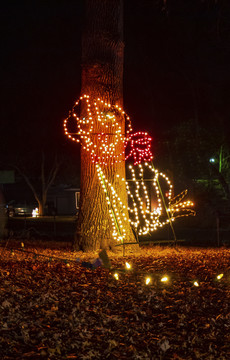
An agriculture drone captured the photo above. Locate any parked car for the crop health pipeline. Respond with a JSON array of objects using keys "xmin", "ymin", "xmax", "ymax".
[{"xmin": 6, "ymin": 202, "xmax": 36, "ymax": 217}]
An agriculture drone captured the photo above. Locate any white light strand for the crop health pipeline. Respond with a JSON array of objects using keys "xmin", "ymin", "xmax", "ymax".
[
  {"xmin": 96, "ymin": 164, "xmax": 127, "ymax": 243},
  {"xmin": 125, "ymin": 163, "xmax": 195, "ymax": 236},
  {"xmin": 64, "ymin": 95, "xmax": 132, "ymax": 165},
  {"xmin": 96, "ymin": 163, "xmax": 195, "ymax": 241}
]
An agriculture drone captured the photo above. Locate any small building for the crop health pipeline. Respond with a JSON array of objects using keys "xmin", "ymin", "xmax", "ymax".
[{"xmin": 46, "ymin": 185, "xmax": 80, "ymax": 216}]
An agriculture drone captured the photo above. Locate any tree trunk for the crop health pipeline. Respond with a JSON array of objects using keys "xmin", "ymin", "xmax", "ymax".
[
  {"xmin": 38, "ymin": 192, "xmax": 47, "ymax": 216},
  {"xmin": 0, "ymin": 188, "xmax": 6, "ymax": 239},
  {"xmin": 74, "ymin": 0, "xmax": 136, "ymax": 251},
  {"xmin": 38, "ymin": 200, "xmax": 44, "ymax": 217}
]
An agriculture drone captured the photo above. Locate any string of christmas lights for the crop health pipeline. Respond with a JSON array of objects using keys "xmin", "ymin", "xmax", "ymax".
[
  {"xmin": 1, "ymin": 244, "xmax": 103, "ymax": 269},
  {"xmin": 63, "ymin": 94, "xmax": 132, "ymax": 165},
  {"xmin": 96, "ymin": 163, "xmax": 195, "ymax": 240},
  {"xmin": 96, "ymin": 164, "xmax": 128, "ymax": 243},
  {"xmin": 1, "ymin": 245, "xmax": 228, "ymax": 289},
  {"xmin": 126, "ymin": 163, "xmax": 195, "ymax": 236},
  {"xmin": 111, "ymin": 261, "xmax": 228, "ymax": 288}
]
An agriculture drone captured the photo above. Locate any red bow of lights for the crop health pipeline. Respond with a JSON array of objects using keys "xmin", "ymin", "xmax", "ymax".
[{"xmin": 125, "ymin": 132, "xmax": 153, "ymax": 165}]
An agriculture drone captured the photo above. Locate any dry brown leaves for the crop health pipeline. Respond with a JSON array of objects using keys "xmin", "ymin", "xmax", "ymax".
[{"xmin": 0, "ymin": 241, "xmax": 230, "ymax": 359}]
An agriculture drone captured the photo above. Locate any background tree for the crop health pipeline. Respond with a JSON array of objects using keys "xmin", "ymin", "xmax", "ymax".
[
  {"xmin": 156, "ymin": 119, "xmax": 230, "ymax": 228},
  {"xmin": 13, "ymin": 152, "xmax": 60, "ymax": 216},
  {"xmin": 75, "ymin": 0, "xmax": 136, "ymax": 251}
]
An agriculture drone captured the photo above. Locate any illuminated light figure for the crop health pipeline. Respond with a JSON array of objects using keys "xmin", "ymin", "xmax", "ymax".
[
  {"xmin": 64, "ymin": 95, "xmax": 195, "ymax": 243},
  {"xmin": 64, "ymin": 95, "xmax": 132, "ymax": 165}
]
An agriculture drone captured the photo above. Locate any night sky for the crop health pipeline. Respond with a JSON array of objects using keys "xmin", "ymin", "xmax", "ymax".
[{"xmin": 1, "ymin": 0, "xmax": 230, "ymax": 167}]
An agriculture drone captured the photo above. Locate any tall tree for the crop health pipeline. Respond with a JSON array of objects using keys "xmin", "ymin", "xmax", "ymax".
[
  {"xmin": 74, "ymin": 0, "xmax": 136, "ymax": 251},
  {"xmin": 0, "ymin": 188, "xmax": 6, "ymax": 239}
]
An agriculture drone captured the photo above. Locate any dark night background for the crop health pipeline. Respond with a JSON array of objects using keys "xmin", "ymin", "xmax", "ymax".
[{"xmin": 1, "ymin": 0, "xmax": 230, "ymax": 195}]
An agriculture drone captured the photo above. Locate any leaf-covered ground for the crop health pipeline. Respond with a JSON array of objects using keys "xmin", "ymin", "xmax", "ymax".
[{"xmin": 0, "ymin": 242, "xmax": 230, "ymax": 359}]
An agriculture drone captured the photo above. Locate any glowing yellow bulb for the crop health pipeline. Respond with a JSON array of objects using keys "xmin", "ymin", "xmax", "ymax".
[
  {"xmin": 193, "ymin": 281, "xmax": 199, "ymax": 287},
  {"xmin": 145, "ymin": 277, "xmax": 151, "ymax": 285},
  {"xmin": 217, "ymin": 273, "xmax": 223, "ymax": 280},
  {"xmin": 161, "ymin": 276, "xmax": 168, "ymax": 282},
  {"xmin": 125, "ymin": 262, "xmax": 131, "ymax": 270},
  {"xmin": 114, "ymin": 273, "xmax": 119, "ymax": 280}
]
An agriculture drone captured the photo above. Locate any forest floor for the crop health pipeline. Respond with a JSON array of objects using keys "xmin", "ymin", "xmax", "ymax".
[{"xmin": 0, "ymin": 240, "xmax": 230, "ymax": 359}]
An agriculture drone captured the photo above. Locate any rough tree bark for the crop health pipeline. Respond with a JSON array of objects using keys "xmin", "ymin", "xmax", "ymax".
[
  {"xmin": 0, "ymin": 188, "xmax": 6, "ymax": 239},
  {"xmin": 74, "ymin": 0, "xmax": 136, "ymax": 251}
]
